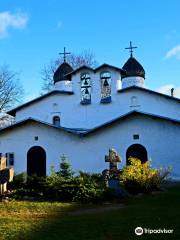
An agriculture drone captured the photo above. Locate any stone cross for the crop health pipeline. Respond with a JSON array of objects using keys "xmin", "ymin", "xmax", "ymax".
[
  {"xmin": 103, "ymin": 149, "xmax": 122, "ymax": 187},
  {"xmin": 105, "ymin": 148, "xmax": 121, "ymax": 171}
]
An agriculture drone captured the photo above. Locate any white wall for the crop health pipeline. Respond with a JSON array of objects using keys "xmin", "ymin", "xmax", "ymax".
[
  {"xmin": 0, "ymin": 114, "xmax": 179, "ymax": 178},
  {"xmin": 122, "ymin": 76, "xmax": 144, "ymax": 88},
  {"xmin": 15, "ymin": 84, "xmax": 180, "ymax": 130},
  {"xmin": 54, "ymin": 80, "xmax": 73, "ymax": 92},
  {"xmin": 13, "ymin": 66, "xmax": 180, "ymax": 130}
]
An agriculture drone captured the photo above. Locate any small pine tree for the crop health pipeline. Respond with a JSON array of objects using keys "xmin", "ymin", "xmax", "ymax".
[{"xmin": 59, "ymin": 155, "xmax": 74, "ymax": 178}]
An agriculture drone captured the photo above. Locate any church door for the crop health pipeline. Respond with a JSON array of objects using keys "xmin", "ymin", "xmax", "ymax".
[
  {"xmin": 126, "ymin": 144, "xmax": 147, "ymax": 165},
  {"xmin": 27, "ymin": 146, "xmax": 46, "ymax": 177}
]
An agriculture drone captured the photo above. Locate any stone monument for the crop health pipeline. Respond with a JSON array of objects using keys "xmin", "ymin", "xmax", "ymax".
[{"xmin": 102, "ymin": 148, "xmax": 121, "ymax": 187}]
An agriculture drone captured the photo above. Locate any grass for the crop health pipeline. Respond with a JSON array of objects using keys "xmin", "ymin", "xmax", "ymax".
[{"xmin": 0, "ymin": 184, "xmax": 180, "ymax": 240}]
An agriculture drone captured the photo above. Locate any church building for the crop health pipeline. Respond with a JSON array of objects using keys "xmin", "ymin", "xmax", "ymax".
[{"xmin": 0, "ymin": 43, "xmax": 180, "ymax": 179}]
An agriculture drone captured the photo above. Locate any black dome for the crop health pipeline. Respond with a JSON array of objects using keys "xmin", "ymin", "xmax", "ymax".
[
  {"xmin": 122, "ymin": 57, "xmax": 145, "ymax": 79},
  {"xmin": 53, "ymin": 62, "xmax": 73, "ymax": 83}
]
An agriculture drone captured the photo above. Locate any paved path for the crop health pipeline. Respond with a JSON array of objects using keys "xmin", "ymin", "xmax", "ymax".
[{"xmin": 68, "ymin": 204, "xmax": 125, "ymax": 216}]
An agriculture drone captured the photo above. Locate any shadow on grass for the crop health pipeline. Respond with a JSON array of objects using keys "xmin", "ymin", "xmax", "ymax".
[{"xmin": 1, "ymin": 184, "xmax": 180, "ymax": 240}]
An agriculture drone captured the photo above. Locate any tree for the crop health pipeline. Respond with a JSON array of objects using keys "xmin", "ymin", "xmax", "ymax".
[
  {"xmin": 41, "ymin": 50, "xmax": 98, "ymax": 92},
  {"xmin": 0, "ymin": 65, "xmax": 23, "ymax": 111},
  {"xmin": 0, "ymin": 113, "xmax": 15, "ymax": 129},
  {"xmin": 0, "ymin": 65, "xmax": 23, "ymax": 128},
  {"xmin": 59, "ymin": 154, "xmax": 74, "ymax": 178}
]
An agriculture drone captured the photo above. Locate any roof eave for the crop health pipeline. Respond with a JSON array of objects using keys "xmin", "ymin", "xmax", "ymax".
[
  {"xmin": 65, "ymin": 65, "xmax": 94, "ymax": 77},
  {"xmin": 94, "ymin": 63, "xmax": 126, "ymax": 74},
  {"xmin": 117, "ymin": 86, "xmax": 180, "ymax": 102}
]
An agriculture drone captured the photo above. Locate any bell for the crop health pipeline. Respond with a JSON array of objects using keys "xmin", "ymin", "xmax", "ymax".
[
  {"xmin": 84, "ymin": 79, "xmax": 88, "ymax": 85},
  {"xmin": 85, "ymin": 88, "xmax": 89, "ymax": 94},
  {"xmin": 104, "ymin": 79, "xmax": 109, "ymax": 87}
]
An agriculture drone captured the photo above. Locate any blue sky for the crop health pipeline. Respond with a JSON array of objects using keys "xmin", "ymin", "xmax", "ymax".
[{"xmin": 0, "ymin": 0, "xmax": 180, "ymax": 100}]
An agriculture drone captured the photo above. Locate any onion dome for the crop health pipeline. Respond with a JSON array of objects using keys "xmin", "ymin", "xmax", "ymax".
[
  {"xmin": 53, "ymin": 62, "xmax": 73, "ymax": 84},
  {"xmin": 122, "ymin": 56, "xmax": 145, "ymax": 79}
]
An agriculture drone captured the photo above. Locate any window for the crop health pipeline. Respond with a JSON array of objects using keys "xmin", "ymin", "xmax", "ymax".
[
  {"xmin": 130, "ymin": 96, "xmax": 139, "ymax": 107},
  {"xmin": 133, "ymin": 134, "xmax": 139, "ymax": 140},
  {"xmin": 5, "ymin": 153, "xmax": 14, "ymax": 166},
  {"xmin": 80, "ymin": 73, "xmax": 91, "ymax": 104},
  {"xmin": 53, "ymin": 116, "xmax": 60, "ymax": 127},
  {"xmin": 100, "ymin": 71, "xmax": 111, "ymax": 103}
]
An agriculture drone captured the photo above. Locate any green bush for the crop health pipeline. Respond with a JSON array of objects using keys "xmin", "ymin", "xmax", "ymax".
[
  {"xmin": 43, "ymin": 171, "xmax": 105, "ymax": 203},
  {"xmin": 9, "ymin": 156, "xmax": 171, "ymax": 201},
  {"xmin": 43, "ymin": 175, "xmax": 77, "ymax": 201},
  {"xmin": 120, "ymin": 157, "xmax": 171, "ymax": 194},
  {"xmin": 8, "ymin": 172, "xmax": 27, "ymax": 190},
  {"xmin": 72, "ymin": 173, "xmax": 104, "ymax": 203},
  {"xmin": 58, "ymin": 155, "xmax": 74, "ymax": 178},
  {"xmin": 9, "ymin": 158, "xmax": 107, "ymax": 203}
]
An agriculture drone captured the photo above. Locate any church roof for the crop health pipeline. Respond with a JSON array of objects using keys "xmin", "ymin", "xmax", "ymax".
[
  {"xmin": 83, "ymin": 110, "xmax": 180, "ymax": 136},
  {"xmin": 1, "ymin": 111, "xmax": 180, "ymax": 135},
  {"xmin": 7, "ymin": 86, "xmax": 180, "ymax": 117},
  {"xmin": 0, "ymin": 117, "xmax": 90, "ymax": 135},
  {"xmin": 118, "ymin": 86, "xmax": 180, "ymax": 102},
  {"xmin": 122, "ymin": 56, "xmax": 145, "ymax": 79},
  {"xmin": 53, "ymin": 62, "xmax": 73, "ymax": 83},
  {"xmin": 65, "ymin": 65, "xmax": 94, "ymax": 76},
  {"xmin": 94, "ymin": 64, "xmax": 126, "ymax": 73},
  {"xmin": 65, "ymin": 63, "xmax": 125, "ymax": 76}
]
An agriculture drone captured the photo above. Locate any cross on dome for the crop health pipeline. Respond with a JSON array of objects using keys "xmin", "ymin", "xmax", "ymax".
[
  {"xmin": 125, "ymin": 41, "xmax": 137, "ymax": 57},
  {"xmin": 59, "ymin": 47, "xmax": 71, "ymax": 62}
]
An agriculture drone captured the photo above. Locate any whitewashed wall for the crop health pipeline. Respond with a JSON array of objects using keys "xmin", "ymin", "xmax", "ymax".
[
  {"xmin": 12, "ymin": 66, "xmax": 180, "ymax": 131},
  {"xmin": 15, "ymin": 85, "xmax": 180, "ymax": 130},
  {"xmin": 122, "ymin": 76, "xmax": 144, "ymax": 88},
  {"xmin": 0, "ymin": 114, "xmax": 179, "ymax": 179}
]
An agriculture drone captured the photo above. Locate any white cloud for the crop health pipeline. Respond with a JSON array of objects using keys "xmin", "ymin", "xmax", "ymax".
[
  {"xmin": 165, "ymin": 45, "xmax": 180, "ymax": 59},
  {"xmin": 0, "ymin": 11, "xmax": 28, "ymax": 38},
  {"xmin": 156, "ymin": 84, "xmax": 180, "ymax": 98}
]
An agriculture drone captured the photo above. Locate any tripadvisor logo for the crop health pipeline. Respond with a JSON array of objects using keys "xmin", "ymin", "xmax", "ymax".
[
  {"xmin": 135, "ymin": 227, "xmax": 174, "ymax": 235},
  {"xmin": 135, "ymin": 227, "xmax": 143, "ymax": 235}
]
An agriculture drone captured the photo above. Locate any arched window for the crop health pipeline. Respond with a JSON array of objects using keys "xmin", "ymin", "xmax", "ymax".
[
  {"xmin": 80, "ymin": 73, "xmax": 91, "ymax": 104},
  {"xmin": 100, "ymin": 71, "xmax": 111, "ymax": 103},
  {"xmin": 130, "ymin": 96, "xmax": 138, "ymax": 107},
  {"xmin": 53, "ymin": 116, "xmax": 60, "ymax": 127}
]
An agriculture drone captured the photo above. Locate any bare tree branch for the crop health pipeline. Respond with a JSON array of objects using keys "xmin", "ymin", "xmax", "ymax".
[
  {"xmin": 0, "ymin": 65, "xmax": 23, "ymax": 111},
  {"xmin": 0, "ymin": 113, "xmax": 15, "ymax": 129}
]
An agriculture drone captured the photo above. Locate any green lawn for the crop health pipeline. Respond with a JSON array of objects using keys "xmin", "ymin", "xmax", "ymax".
[{"xmin": 0, "ymin": 184, "xmax": 180, "ymax": 240}]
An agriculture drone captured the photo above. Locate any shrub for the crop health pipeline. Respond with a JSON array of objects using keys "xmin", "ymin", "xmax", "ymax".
[
  {"xmin": 8, "ymin": 172, "xmax": 27, "ymax": 190},
  {"xmin": 120, "ymin": 157, "xmax": 171, "ymax": 194},
  {"xmin": 58, "ymin": 155, "xmax": 74, "ymax": 178},
  {"xmin": 72, "ymin": 172, "xmax": 104, "ymax": 203},
  {"xmin": 44, "ymin": 171, "xmax": 105, "ymax": 203},
  {"xmin": 43, "ymin": 174, "xmax": 77, "ymax": 201}
]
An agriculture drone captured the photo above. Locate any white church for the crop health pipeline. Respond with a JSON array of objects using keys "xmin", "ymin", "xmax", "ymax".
[{"xmin": 0, "ymin": 44, "xmax": 180, "ymax": 179}]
